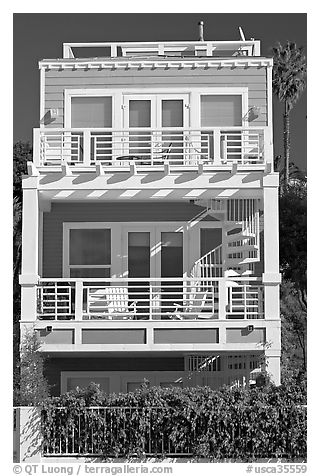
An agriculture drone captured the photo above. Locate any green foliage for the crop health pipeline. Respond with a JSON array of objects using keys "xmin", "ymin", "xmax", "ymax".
[
  {"xmin": 279, "ymin": 184, "xmax": 307, "ymax": 300},
  {"xmin": 272, "ymin": 41, "xmax": 306, "ymax": 186},
  {"xmin": 272, "ymin": 42, "xmax": 306, "ymax": 112},
  {"xmin": 13, "ymin": 141, "xmax": 32, "ymax": 200},
  {"xmin": 14, "ymin": 328, "xmax": 49, "ymax": 406},
  {"xmin": 281, "ymin": 281, "xmax": 307, "ymax": 374},
  {"xmin": 41, "ymin": 383, "xmax": 306, "ymax": 461}
]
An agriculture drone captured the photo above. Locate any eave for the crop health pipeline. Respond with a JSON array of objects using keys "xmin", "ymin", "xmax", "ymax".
[{"xmin": 39, "ymin": 57, "xmax": 273, "ymax": 71}]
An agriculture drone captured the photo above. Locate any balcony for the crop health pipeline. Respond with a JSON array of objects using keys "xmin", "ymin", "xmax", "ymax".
[
  {"xmin": 33, "ymin": 127, "xmax": 272, "ymax": 170},
  {"xmin": 36, "ymin": 277, "xmax": 264, "ymax": 321}
]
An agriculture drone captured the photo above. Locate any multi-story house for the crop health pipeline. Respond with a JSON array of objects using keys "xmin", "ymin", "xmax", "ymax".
[{"xmin": 19, "ymin": 33, "xmax": 281, "ymax": 396}]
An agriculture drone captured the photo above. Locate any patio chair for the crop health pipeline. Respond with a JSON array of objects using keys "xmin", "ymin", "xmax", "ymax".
[
  {"xmin": 168, "ymin": 287, "xmax": 215, "ymax": 320},
  {"xmin": 87, "ymin": 286, "xmax": 137, "ymax": 320}
]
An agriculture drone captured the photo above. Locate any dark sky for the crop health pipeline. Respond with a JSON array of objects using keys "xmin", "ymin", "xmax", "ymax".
[{"xmin": 13, "ymin": 13, "xmax": 307, "ymax": 171}]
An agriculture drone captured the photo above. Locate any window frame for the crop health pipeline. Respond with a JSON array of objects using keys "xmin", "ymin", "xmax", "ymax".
[{"xmin": 63, "ymin": 222, "xmax": 112, "ymax": 278}]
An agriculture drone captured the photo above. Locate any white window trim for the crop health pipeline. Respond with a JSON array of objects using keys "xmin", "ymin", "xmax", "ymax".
[
  {"xmin": 63, "ymin": 222, "xmax": 113, "ymax": 278},
  {"xmin": 64, "ymin": 90, "xmax": 117, "ymax": 128},
  {"xmin": 64, "ymin": 87, "xmax": 249, "ymax": 129}
]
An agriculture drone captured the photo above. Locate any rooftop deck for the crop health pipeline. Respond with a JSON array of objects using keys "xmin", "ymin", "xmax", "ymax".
[{"xmin": 61, "ymin": 40, "xmax": 261, "ymax": 60}]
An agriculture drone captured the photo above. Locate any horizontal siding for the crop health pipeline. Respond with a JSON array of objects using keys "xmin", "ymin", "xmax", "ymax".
[
  {"xmin": 45, "ymin": 356, "xmax": 185, "ymax": 396},
  {"xmin": 44, "ymin": 67, "xmax": 267, "ymax": 128},
  {"xmin": 42, "ymin": 201, "xmax": 215, "ymax": 277}
]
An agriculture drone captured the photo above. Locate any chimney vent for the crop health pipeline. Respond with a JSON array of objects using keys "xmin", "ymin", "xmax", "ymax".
[{"xmin": 198, "ymin": 21, "xmax": 204, "ymax": 41}]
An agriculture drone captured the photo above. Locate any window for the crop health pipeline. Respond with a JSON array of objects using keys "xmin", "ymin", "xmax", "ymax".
[
  {"xmin": 66, "ymin": 376, "xmax": 110, "ymax": 393},
  {"xmin": 71, "ymin": 96, "xmax": 112, "ymax": 128},
  {"xmin": 67, "ymin": 228, "xmax": 111, "ymax": 278},
  {"xmin": 201, "ymin": 95, "xmax": 242, "ymax": 127}
]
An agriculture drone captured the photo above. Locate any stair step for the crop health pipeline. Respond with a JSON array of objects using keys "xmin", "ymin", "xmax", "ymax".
[
  {"xmin": 227, "ymin": 244, "xmax": 258, "ymax": 253},
  {"xmin": 224, "ymin": 221, "xmax": 243, "ymax": 230},
  {"xmin": 226, "ymin": 257, "xmax": 258, "ymax": 266},
  {"xmin": 226, "ymin": 232, "xmax": 255, "ymax": 242}
]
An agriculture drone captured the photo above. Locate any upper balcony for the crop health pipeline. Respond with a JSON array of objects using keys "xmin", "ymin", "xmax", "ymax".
[{"xmin": 33, "ymin": 126, "xmax": 272, "ymax": 171}]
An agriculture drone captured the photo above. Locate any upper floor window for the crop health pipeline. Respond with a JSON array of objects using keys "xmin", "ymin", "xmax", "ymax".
[
  {"xmin": 200, "ymin": 95, "xmax": 242, "ymax": 127},
  {"xmin": 71, "ymin": 96, "xmax": 113, "ymax": 128}
]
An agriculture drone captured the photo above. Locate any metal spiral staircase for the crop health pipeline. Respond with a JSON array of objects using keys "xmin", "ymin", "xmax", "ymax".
[{"xmin": 190, "ymin": 198, "xmax": 261, "ymax": 279}]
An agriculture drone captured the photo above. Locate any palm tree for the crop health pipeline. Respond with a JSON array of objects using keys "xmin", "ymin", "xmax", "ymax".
[{"xmin": 272, "ymin": 42, "xmax": 306, "ymax": 187}]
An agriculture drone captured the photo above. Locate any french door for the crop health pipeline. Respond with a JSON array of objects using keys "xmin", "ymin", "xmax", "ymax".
[
  {"xmin": 122, "ymin": 225, "xmax": 185, "ymax": 278},
  {"xmin": 123, "ymin": 94, "xmax": 190, "ymax": 163},
  {"xmin": 123, "ymin": 225, "xmax": 185, "ymax": 319}
]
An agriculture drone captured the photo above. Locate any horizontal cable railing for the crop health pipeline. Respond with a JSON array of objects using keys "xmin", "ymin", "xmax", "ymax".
[
  {"xmin": 36, "ymin": 277, "xmax": 264, "ymax": 321},
  {"xmin": 34, "ymin": 127, "xmax": 268, "ymax": 168}
]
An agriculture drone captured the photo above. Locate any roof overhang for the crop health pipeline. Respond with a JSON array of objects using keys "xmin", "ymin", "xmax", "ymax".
[{"xmin": 39, "ymin": 57, "xmax": 273, "ymax": 71}]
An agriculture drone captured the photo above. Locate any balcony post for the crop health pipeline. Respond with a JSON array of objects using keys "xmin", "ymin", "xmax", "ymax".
[
  {"xmin": 83, "ymin": 130, "xmax": 91, "ymax": 166},
  {"xmin": 75, "ymin": 281, "xmax": 83, "ymax": 320},
  {"xmin": 213, "ymin": 129, "xmax": 222, "ymax": 164},
  {"xmin": 33, "ymin": 129, "xmax": 41, "ymax": 167},
  {"xmin": 20, "ymin": 183, "xmax": 39, "ymax": 321},
  {"xmin": 218, "ymin": 278, "xmax": 227, "ymax": 319}
]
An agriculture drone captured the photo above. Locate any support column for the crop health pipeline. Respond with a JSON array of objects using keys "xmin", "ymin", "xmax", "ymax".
[
  {"xmin": 20, "ymin": 179, "xmax": 39, "ymax": 321},
  {"xmin": 262, "ymin": 176, "xmax": 281, "ymax": 320},
  {"xmin": 262, "ymin": 175, "xmax": 281, "ymax": 385},
  {"xmin": 265, "ymin": 351, "xmax": 281, "ymax": 386}
]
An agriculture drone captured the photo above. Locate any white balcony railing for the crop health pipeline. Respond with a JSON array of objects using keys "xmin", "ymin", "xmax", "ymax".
[
  {"xmin": 34, "ymin": 127, "xmax": 271, "ymax": 168},
  {"xmin": 36, "ymin": 277, "xmax": 264, "ymax": 321}
]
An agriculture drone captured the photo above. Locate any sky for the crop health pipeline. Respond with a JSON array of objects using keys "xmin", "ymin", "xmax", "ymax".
[{"xmin": 13, "ymin": 12, "xmax": 307, "ymax": 170}]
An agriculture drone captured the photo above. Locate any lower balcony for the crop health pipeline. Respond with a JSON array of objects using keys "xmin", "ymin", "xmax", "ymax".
[{"xmin": 36, "ymin": 277, "xmax": 264, "ymax": 321}]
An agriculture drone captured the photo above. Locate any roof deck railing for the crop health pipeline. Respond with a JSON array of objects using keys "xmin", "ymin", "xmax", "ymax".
[{"xmin": 62, "ymin": 40, "xmax": 261, "ymax": 59}]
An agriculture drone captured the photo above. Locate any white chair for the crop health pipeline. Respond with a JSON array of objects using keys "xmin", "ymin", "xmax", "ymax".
[
  {"xmin": 169, "ymin": 287, "xmax": 216, "ymax": 320},
  {"xmin": 87, "ymin": 286, "xmax": 137, "ymax": 320}
]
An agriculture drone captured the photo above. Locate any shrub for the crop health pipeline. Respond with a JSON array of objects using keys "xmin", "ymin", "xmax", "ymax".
[{"xmin": 41, "ymin": 382, "xmax": 306, "ymax": 461}]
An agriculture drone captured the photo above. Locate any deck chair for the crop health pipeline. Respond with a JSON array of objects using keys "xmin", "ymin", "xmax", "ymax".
[
  {"xmin": 87, "ymin": 286, "xmax": 137, "ymax": 320},
  {"xmin": 168, "ymin": 287, "xmax": 213, "ymax": 320}
]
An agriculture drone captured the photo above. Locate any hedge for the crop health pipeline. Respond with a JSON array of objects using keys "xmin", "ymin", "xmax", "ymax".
[{"xmin": 41, "ymin": 382, "xmax": 306, "ymax": 461}]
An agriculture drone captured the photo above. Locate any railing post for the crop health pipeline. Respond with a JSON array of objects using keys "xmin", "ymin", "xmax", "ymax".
[
  {"xmin": 75, "ymin": 281, "xmax": 83, "ymax": 321},
  {"xmin": 83, "ymin": 130, "xmax": 91, "ymax": 166},
  {"xmin": 33, "ymin": 129, "xmax": 41, "ymax": 167},
  {"xmin": 218, "ymin": 278, "xmax": 227, "ymax": 319},
  {"xmin": 214, "ymin": 129, "xmax": 221, "ymax": 164}
]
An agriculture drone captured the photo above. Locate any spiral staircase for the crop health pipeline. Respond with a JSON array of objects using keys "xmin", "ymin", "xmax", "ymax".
[{"xmin": 190, "ymin": 198, "xmax": 261, "ymax": 279}]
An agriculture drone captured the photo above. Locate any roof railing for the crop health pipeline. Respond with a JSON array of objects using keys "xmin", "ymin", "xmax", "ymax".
[{"xmin": 62, "ymin": 40, "xmax": 261, "ymax": 59}]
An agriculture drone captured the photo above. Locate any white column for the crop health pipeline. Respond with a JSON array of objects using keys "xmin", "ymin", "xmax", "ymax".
[
  {"xmin": 262, "ymin": 176, "xmax": 281, "ymax": 386},
  {"xmin": 265, "ymin": 350, "xmax": 281, "ymax": 386},
  {"xmin": 20, "ymin": 180, "xmax": 39, "ymax": 321},
  {"xmin": 262, "ymin": 176, "xmax": 281, "ymax": 320}
]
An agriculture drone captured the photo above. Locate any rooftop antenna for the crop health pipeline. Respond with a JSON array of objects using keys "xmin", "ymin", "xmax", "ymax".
[
  {"xmin": 238, "ymin": 26, "xmax": 246, "ymax": 41},
  {"xmin": 198, "ymin": 21, "xmax": 204, "ymax": 41}
]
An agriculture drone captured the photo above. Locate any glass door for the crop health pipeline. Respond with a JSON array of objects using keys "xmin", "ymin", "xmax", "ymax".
[
  {"xmin": 123, "ymin": 96, "xmax": 156, "ymax": 164},
  {"xmin": 123, "ymin": 94, "xmax": 189, "ymax": 164},
  {"xmin": 160, "ymin": 232, "xmax": 184, "ymax": 317},
  {"xmin": 122, "ymin": 225, "xmax": 186, "ymax": 319}
]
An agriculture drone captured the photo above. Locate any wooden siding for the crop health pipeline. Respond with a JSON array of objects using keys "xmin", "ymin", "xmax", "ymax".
[
  {"xmin": 42, "ymin": 201, "xmax": 216, "ymax": 277},
  {"xmin": 43, "ymin": 67, "xmax": 267, "ymax": 127},
  {"xmin": 44, "ymin": 356, "xmax": 185, "ymax": 396}
]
